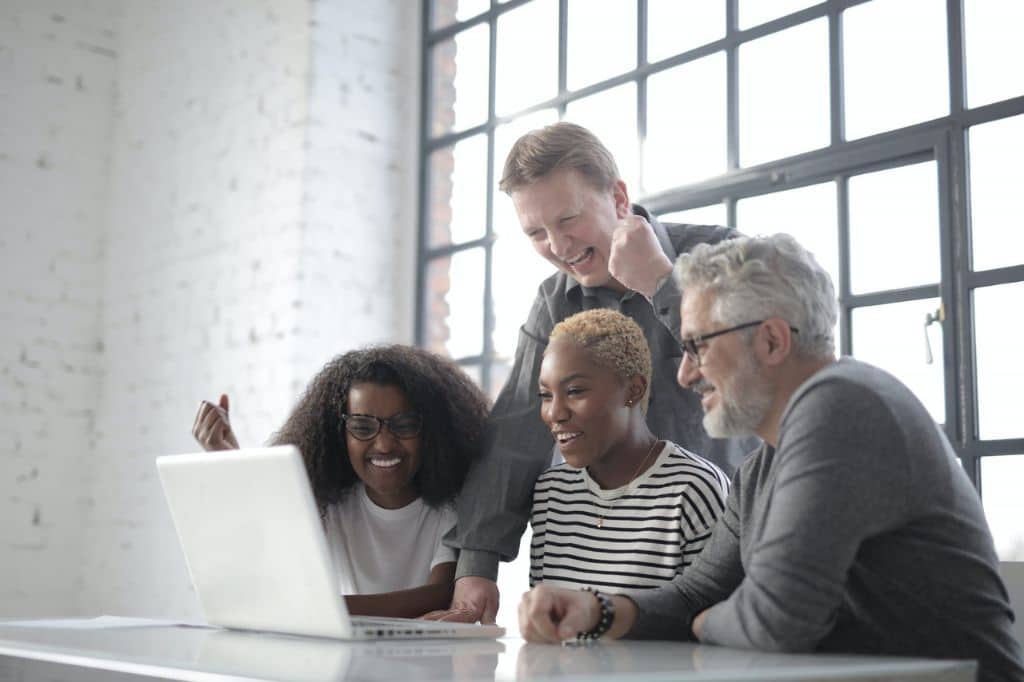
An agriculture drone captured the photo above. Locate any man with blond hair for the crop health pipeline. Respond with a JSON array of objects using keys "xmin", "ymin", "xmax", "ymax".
[
  {"xmin": 432, "ymin": 122, "xmax": 755, "ymax": 624},
  {"xmin": 518, "ymin": 234, "xmax": 1024, "ymax": 682}
]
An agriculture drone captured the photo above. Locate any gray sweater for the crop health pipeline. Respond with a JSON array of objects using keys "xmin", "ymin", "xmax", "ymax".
[{"xmin": 628, "ymin": 358, "xmax": 1024, "ymax": 682}]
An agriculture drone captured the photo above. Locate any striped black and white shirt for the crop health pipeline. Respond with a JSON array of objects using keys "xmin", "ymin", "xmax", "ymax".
[{"xmin": 529, "ymin": 441, "xmax": 730, "ymax": 592}]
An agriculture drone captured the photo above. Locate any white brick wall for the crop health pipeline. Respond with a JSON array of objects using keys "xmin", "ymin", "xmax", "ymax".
[
  {"xmin": 1, "ymin": 0, "xmax": 421, "ymax": 620},
  {"xmin": 0, "ymin": 0, "xmax": 118, "ymax": 618},
  {"xmin": 294, "ymin": 0, "xmax": 419, "ymax": 381}
]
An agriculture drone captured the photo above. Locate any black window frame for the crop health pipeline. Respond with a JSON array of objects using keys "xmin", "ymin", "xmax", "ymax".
[{"xmin": 416, "ymin": 0, "xmax": 1024, "ymax": 494}]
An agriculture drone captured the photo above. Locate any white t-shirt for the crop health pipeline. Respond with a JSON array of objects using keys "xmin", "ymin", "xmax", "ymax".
[{"xmin": 323, "ymin": 483, "xmax": 457, "ymax": 595}]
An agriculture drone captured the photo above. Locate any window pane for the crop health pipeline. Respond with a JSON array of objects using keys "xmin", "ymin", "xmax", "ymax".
[
  {"xmin": 739, "ymin": 18, "xmax": 829, "ymax": 167},
  {"xmin": 430, "ymin": 24, "xmax": 490, "ymax": 137},
  {"xmin": 974, "ymin": 283, "xmax": 1024, "ymax": 440},
  {"xmin": 424, "ymin": 249, "xmax": 485, "ymax": 359},
  {"xmin": 981, "ymin": 455, "xmax": 1024, "ymax": 561},
  {"xmin": 968, "ymin": 114, "xmax": 1024, "ymax": 272},
  {"xmin": 647, "ymin": 0, "xmax": 724, "ymax": 64},
  {"xmin": 428, "ymin": 135, "xmax": 488, "ymax": 248},
  {"xmin": 496, "ymin": 0, "xmax": 558, "ymax": 116},
  {"xmin": 431, "ymin": 0, "xmax": 491, "ymax": 30},
  {"xmin": 964, "ymin": 2, "xmax": 1024, "ymax": 108},
  {"xmin": 564, "ymin": 83, "xmax": 639, "ymax": 191},
  {"xmin": 738, "ymin": 0, "xmax": 818, "ymax": 30},
  {"xmin": 852, "ymin": 297, "xmax": 945, "ymax": 424},
  {"xmin": 492, "ymin": 111, "xmax": 560, "ymax": 362},
  {"xmin": 645, "ymin": 52, "xmax": 727, "ymax": 192},
  {"xmin": 843, "ymin": 0, "xmax": 948, "ymax": 140},
  {"xmin": 496, "ymin": 529, "xmax": 534, "ymax": 633},
  {"xmin": 849, "ymin": 162, "xmax": 940, "ymax": 294},
  {"xmin": 658, "ymin": 203, "xmax": 727, "ymax": 227},
  {"xmin": 567, "ymin": 0, "xmax": 636, "ymax": 91},
  {"xmin": 736, "ymin": 182, "xmax": 839, "ymax": 297},
  {"xmin": 493, "ymin": 109, "xmax": 560, "ymax": 191}
]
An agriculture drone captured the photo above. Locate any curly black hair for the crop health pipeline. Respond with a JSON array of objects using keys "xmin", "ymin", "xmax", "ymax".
[{"xmin": 269, "ymin": 345, "xmax": 490, "ymax": 517}]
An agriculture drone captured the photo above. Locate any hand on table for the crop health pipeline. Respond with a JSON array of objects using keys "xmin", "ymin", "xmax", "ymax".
[
  {"xmin": 192, "ymin": 394, "xmax": 240, "ymax": 451},
  {"xmin": 421, "ymin": 576, "xmax": 500, "ymax": 624},
  {"xmin": 518, "ymin": 584, "xmax": 600, "ymax": 644}
]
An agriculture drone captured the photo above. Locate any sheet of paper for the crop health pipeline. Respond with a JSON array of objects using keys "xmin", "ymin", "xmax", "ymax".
[{"xmin": 0, "ymin": 615, "xmax": 213, "ymax": 630}]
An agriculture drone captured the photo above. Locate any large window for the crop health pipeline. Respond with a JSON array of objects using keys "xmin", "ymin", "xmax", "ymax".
[{"xmin": 418, "ymin": 0, "xmax": 1024, "ymax": 603}]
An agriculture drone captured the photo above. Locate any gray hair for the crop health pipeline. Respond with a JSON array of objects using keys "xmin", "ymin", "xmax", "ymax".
[{"xmin": 674, "ymin": 233, "xmax": 837, "ymax": 358}]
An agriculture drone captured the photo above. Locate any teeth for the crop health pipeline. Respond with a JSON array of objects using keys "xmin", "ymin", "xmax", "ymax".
[
  {"xmin": 554, "ymin": 432, "xmax": 581, "ymax": 443},
  {"xmin": 370, "ymin": 456, "xmax": 401, "ymax": 468},
  {"xmin": 565, "ymin": 249, "xmax": 591, "ymax": 266}
]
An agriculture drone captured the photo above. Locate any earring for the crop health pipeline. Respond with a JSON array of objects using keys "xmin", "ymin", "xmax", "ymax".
[{"xmin": 626, "ymin": 399, "xmax": 634, "ymax": 406}]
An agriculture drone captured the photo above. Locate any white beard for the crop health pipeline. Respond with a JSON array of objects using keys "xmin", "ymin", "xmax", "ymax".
[{"xmin": 703, "ymin": 353, "xmax": 773, "ymax": 438}]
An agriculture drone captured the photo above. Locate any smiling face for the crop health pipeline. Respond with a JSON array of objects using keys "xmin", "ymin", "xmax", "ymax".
[
  {"xmin": 345, "ymin": 382, "xmax": 421, "ymax": 509},
  {"xmin": 512, "ymin": 168, "xmax": 630, "ymax": 291},
  {"xmin": 677, "ymin": 292, "xmax": 774, "ymax": 438},
  {"xmin": 538, "ymin": 336, "xmax": 636, "ymax": 471}
]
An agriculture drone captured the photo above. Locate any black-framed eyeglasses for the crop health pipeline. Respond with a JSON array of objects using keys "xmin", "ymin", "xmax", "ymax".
[
  {"xmin": 341, "ymin": 411, "xmax": 423, "ymax": 441},
  {"xmin": 680, "ymin": 320, "xmax": 799, "ymax": 368}
]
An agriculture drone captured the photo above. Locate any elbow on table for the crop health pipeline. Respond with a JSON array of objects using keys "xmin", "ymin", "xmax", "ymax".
[{"xmin": 743, "ymin": 622, "xmax": 827, "ymax": 654}]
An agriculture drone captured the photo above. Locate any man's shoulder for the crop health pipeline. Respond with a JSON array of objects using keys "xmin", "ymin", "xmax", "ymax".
[
  {"xmin": 658, "ymin": 219, "xmax": 741, "ymax": 254},
  {"xmin": 788, "ymin": 358, "xmax": 898, "ymax": 414}
]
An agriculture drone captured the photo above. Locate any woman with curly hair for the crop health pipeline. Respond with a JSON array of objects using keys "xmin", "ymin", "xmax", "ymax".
[{"xmin": 191, "ymin": 345, "xmax": 489, "ymax": 618}]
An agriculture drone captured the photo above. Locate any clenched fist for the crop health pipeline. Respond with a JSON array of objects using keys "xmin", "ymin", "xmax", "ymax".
[{"xmin": 608, "ymin": 214, "xmax": 674, "ymax": 298}]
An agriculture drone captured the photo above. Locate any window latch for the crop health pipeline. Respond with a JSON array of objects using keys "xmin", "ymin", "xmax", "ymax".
[{"xmin": 924, "ymin": 304, "xmax": 945, "ymax": 365}]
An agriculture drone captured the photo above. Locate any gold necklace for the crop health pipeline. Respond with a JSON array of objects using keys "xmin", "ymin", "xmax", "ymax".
[{"xmin": 593, "ymin": 439, "xmax": 662, "ymax": 529}]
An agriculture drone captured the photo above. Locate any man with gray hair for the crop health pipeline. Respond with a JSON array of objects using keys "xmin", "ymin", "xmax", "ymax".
[{"xmin": 519, "ymin": 234, "xmax": 1024, "ymax": 682}]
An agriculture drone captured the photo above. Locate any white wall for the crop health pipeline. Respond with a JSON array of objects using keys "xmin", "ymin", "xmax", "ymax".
[
  {"xmin": 0, "ymin": 0, "xmax": 119, "ymax": 617},
  {"xmin": 0, "ymin": 0, "xmax": 421, "ymax": 619}
]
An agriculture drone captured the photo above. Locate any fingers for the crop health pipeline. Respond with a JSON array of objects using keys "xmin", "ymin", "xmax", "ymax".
[
  {"xmin": 518, "ymin": 586, "xmax": 564, "ymax": 644},
  {"xmin": 481, "ymin": 596, "xmax": 499, "ymax": 625},
  {"xmin": 219, "ymin": 393, "xmax": 230, "ymax": 413},
  {"xmin": 425, "ymin": 607, "xmax": 479, "ymax": 623},
  {"xmin": 519, "ymin": 587, "xmax": 601, "ymax": 644},
  {"xmin": 192, "ymin": 399, "xmax": 236, "ymax": 451}
]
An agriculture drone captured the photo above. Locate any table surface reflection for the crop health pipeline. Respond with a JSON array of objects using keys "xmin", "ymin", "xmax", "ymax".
[{"xmin": 0, "ymin": 621, "xmax": 975, "ymax": 682}]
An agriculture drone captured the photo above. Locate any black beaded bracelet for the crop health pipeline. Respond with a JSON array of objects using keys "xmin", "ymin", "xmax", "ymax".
[{"xmin": 576, "ymin": 587, "xmax": 615, "ymax": 642}]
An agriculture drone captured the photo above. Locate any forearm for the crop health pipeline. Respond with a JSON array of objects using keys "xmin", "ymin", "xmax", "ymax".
[
  {"xmin": 455, "ymin": 549, "xmax": 500, "ymax": 582},
  {"xmin": 448, "ymin": 326, "xmax": 554, "ymax": 563},
  {"xmin": 345, "ymin": 582, "xmax": 455, "ymax": 619},
  {"xmin": 625, "ymin": 496, "xmax": 745, "ymax": 639}
]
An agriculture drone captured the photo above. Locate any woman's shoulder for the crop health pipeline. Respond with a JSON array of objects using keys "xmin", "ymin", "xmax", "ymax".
[{"xmin": 656, "ymin": 442, "xmax": 730, "ymax": 488}]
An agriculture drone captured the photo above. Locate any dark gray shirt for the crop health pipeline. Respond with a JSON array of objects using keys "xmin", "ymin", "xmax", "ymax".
[
  {"xmin": 628, "ymin": 358, "xmax": 1024, "ymax": 682},
  {"xmin": 448, "ymin": 207, "xmax": 757, "ymax": 581}
]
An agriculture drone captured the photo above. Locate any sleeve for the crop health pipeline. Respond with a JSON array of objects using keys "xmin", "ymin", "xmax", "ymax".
[
  {"xmin": 446, "ymin": 289, "xmax": 560, "ymax": 581},
  {"xmin": 625, "ymin": 469, "xmax": 746, "ymax": 640},
  {"xmin": 678, "ymin": 467, "xmax": 730, "ymax": 570},
  {"xmin": 698, "ymin": 380, "xmax": 912, "ymax": 651},
  {"xmin": 430, "ymin": 506, "xmax": 458, "ymax": 569}
]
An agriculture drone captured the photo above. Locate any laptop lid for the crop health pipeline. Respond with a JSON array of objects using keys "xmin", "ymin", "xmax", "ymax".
[
  {"xmin": 156, "ymin": 446, "xmax": 505, "ymax": 640},
  {"xmin": 157, "ymin": 446, "xmax": 354, "ymax": 639}
]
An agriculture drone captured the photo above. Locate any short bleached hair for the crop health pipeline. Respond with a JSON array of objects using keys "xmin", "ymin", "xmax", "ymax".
[
  {"xmin": 548, "ymin": 309, "xmax": 653, "ymax": 411},
  {"xmin": 674, "ymin": 233, "xmax": 837, "ymax": 358}
]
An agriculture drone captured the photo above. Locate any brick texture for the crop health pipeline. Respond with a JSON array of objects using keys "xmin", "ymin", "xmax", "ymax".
[{"xmin": 0, "ymin": 0, "xmax": 420, "ymax": 620}]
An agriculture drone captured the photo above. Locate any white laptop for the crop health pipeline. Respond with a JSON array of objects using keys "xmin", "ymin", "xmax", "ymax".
[{"xmin": 156, "ymin": 445, "xmax": 505, "ymax": 640}]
